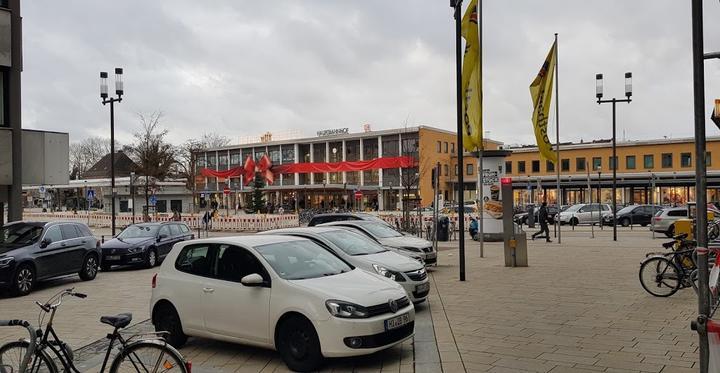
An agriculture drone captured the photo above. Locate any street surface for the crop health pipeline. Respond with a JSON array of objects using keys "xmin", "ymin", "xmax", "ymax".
[{"xmin": 0, "ymin": 226, "xmax": 699, "ymax": 372}]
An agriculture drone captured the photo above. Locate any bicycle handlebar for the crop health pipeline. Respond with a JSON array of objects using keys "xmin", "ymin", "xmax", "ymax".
[{"xmin": 35, "ymin": 288, "xmax": 88, "ymax": 312}]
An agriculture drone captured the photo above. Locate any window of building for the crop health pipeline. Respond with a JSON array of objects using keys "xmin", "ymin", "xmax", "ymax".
[
  {"xmin": 505, "ymin": 161, "xmax": 512, "ymax": 173},
  {"xmin": 662, "ymin": 153, "xmax": 673, "ymax": 168},
  {"xmin": 561, "ymin": 159, "xmax": 570, "ymax": 172},
  {"xmin": 518, "ymin": 161, "xmax": 526, "ymax": 173},
  {"xmin": 608, "ymin": 156, "xmax": 618, "ymax": 170},
  {"xmin": 644, "ymin": 154, "xmax": 654, "ymax": 169},
  {"xmin": 313, "ymin": 143, "xmax": 326, "ymax": 184},
  {"xmin": 576, "ymin": 158, "xmax": 586, "ymax": 171},
  {"xmin": 531, "ymin": 160, "xmax": 540, "ymax": 173},
  {"xmin": 626, "ymin": 155, "xmax": 636, "ymax": 169},
  {"xmin": 546, "ymin": 160, "xmax": 554, "ymax": 172},
  {"xmin": 437, "ymin": 141, "xmax": 441, "ymax": 153},
  {"xmin": 455, "ymin": 165, "xmax": 459, "ymax": 176},
  {"xmin": 466, "ymin": 163, "xmax": 474, "ymax": 175},
  {"xmin": 708, "ymin": 152, "xmax": 712, "ymax": 167},
  {"xmin": 444, "ymin": 142, "xmax": 448, "ymax": 153},
  {"xmin": 681, "ymin": 152, "xmax": 692, "ymax": 167},
  {"xmin": 451, "ymin": 143, "xmax": 455, "ymax": 154},
  {"xmin": 230, "ymin": 151, "xmax": 241, "ymax": 166},
  {"xmin": 443, "ymin": 164, "xmax": 449, "ymax": 176},
  {"xmin": 382, "ymin": 136, "xmax": 400, "ymax": 157},
  {"xmin": 592, "ymin": 157, "xmax": 601, "ymax": 170}
]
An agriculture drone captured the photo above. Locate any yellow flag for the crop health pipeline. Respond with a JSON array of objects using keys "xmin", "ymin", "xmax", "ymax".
[
  {"xmin": 529, "ymin": 41, "xmax": 557, "ymax": 163},
  {"xmin": 461, "ymin": 0, "xmax": 482, "ymax": 152}
]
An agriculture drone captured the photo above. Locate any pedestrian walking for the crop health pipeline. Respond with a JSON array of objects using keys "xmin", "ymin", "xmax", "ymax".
[
  {"xmin": 532, "ymin": 202, "xmax": 552, "ymax": 242},
  {"xmin": 469, "ymin": 216, "xmax": 479, "ymax": 240}
]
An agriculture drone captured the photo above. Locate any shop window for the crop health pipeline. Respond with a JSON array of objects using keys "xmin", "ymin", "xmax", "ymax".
[
  {"xmin": 644, "ymin": 154, "xmax": 654, "ymax": 169},
  {"xmin": 531, "ymin": 160, "xmax": 540, "ymax": 173},
  {"xmin": 681, "ymin": 152, "xmax": 692, "ymax": 168},
  {"xmin": 626, "ymin": 155, "xmax": 636, "ymax": 169},
  {"xmin": 662, "ymin": 153, "xmax": 673, "ymax": 168}
]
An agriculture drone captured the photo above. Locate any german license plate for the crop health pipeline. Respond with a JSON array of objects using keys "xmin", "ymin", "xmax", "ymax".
[
  {"xmin": 416, "ymin": 282, "xmax": 430, "ymax": 293},
  {"xmin": 106, "ymin": 255, "xmax": 120, "ymax": 261},
  {"xmin": 385, "ymin": 313, "xmax": 410, "ymax": 331}
]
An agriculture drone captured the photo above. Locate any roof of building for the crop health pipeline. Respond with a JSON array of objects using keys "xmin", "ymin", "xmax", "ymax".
[
  {"xmin": 83, "ymin": 151, "xmax": 138, "ymax": 179},
  {"xmin": 505, "ymin": 136, "xmax": 720, "ymax": 153}
]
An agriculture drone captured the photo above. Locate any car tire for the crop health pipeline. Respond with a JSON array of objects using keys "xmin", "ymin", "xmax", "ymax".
[
  {"xmin": 621, "ymin": 218, "xmax": 630, "ymax": 227},
  {"xmin": 276, "ymin": 315, "xmax": 323, "ymax": 372},
  {"xmin": 665, "ymin": 225, "xmax": 675, "ymax": 238},
  {"xmin": 11, "ymin": 264, "xmax": 35, "ymax": 297},
  {"xmin": 145, "ymin": 248, "xmax": 157, "ymax": 268},
  {"xmin": 153, "ymin": 302, "xmax": 187, "ymax": 348},
  {"xmin": 79, "ymin": 254, "xmax": 99, "ymax": 281}
]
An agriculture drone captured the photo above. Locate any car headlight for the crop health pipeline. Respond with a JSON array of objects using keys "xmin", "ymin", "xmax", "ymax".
[
  {"xmin": 372, "ymin": 264, "xmax": 405, "ymax": 282},
  {"xmin": 0, "ymin": 256, "xmax": 14, "ymax": 267},
  {"xmin": 325, "ymin": 300, "xmax": 370, "ymax": 318},
  {"xmin": 127, "ymin": 246, "xmax": 145, "ymax": 254}
]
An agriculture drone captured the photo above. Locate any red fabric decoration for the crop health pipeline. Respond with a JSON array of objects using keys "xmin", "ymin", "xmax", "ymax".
[
  {"xmin": 257, "ymin": 154, "xmax": 274, "ymax": 184},
  {"xmin": 243, "ymin": 156, "xmax": 256, "ymax": 185}
]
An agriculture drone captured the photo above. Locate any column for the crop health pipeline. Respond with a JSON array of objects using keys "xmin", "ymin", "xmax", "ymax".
[
  {"xmin": 378, "ymin": 136, "xmax": 383, "ymax": 186},
  {"xmin": 294, "ymin": 144, "xmax": 300, "ymax": 185},
  {"xmin": 359, "ymin": 138, "xmax": 364, "ymax": 186},
  {"xmin": 325, "ymin": 141, "xmax": 330, "ymax": 185},
  {"xmin": 309, "ymin": 143, "xmax": 314, "ymax": 185},
  {"xmin": 342, "ymin": 140, "xmax": 347, "ymax": 184}
]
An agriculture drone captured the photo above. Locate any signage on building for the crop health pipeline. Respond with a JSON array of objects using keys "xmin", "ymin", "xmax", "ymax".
[
  {"xmin": 86, "ymin": 189, "xmax": 95, "ymax": 201},
  {"xmin": 149, "ymin": 195, "xmax": 157, "ymax": 206},
  {"xmin": 317, "ymin": 128, "xmax": 349, "ymax": 137}
]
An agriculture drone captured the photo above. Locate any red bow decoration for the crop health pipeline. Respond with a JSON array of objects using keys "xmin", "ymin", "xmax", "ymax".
[{"xmin": 242, "ymin": 154, "xmax": 274, "ymax": 186}]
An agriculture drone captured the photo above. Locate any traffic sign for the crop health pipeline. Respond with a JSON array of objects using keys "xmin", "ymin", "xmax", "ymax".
[
  {"xmin": 86, "ymin": 189, "xmax": 95, "ymax": 200},
  {"xmin": 39, "ymin": 185, "xmax": 46, "ymax": 195},
  {"xmin": 223, "ymin": 186, "xmax": 231, "ymax": 195},
  {"xmin": 149, "ymin": 195, "xmax": 157, "ymax": 206},
  {"xmin": 354, "ymin": 190, "xmax": 362, "ymax": 199}
]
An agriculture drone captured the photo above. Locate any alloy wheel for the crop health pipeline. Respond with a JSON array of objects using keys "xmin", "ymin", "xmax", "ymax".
[
  {"xmin": 86, "ymin": 256, "xmax": 98, "ymax": 277},
  {"xmin": 17, "ymin": 268, "xmax": 33, "ymax": 293}
]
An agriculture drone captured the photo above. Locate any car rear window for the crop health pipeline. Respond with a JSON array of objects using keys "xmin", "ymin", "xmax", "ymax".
[
  {"xmin": 179, "ymin": 224, "xmax": 190, "ymax": 233},
  {"xmin": 667, "ymin": 210, "xmax": 687, "ymax": 217},
  {"xmin": 175, "ymin": 244, "xmax": 212, "ymax": 277}
]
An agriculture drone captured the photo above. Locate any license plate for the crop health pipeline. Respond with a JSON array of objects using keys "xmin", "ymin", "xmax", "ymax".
[
  {"xmin": 385, "ymin": 313, "xmax": 410, "ymax": 331},
  {"xmin": 106, "ymin": 255, "xmax": 120, "ymax": 261},
  {"xmin": 426, "ymin": 252, "xmax": 437, "ymax": 259},
  {"xmin": 416, "ymin": 282, "xmax": 430, "ymax": 293}
]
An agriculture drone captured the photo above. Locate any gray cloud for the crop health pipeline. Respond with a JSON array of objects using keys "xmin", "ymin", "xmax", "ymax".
[{"xmin": 19, "ymin": 0, "xmax": 720, "ymax": 147}]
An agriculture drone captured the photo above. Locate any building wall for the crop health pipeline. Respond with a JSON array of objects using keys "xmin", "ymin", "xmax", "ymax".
[{"xmin": 418, "ymin": 128, "xmax": 456, "ymax": 207}]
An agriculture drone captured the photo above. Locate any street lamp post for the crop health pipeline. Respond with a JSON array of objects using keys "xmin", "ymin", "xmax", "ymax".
[
  {"xmin": 596, "ymin": 72, "xmax": 632, "ymax": 241},
  {"xmin": 100, "ymin": 68, "xmax": 123, "ymax": 236}
]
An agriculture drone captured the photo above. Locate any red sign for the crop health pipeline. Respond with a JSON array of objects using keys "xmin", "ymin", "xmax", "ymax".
[
  {"xmin": 354, "ymin": 191, "xmax": 362, "ymax": 199},
  {"xmin": 500, "ymin": 177, "xmax": 512, "ymax": 185},
  {"xmin": 223, "ymin": 186, "xmax": 231, "ymax": 195}
]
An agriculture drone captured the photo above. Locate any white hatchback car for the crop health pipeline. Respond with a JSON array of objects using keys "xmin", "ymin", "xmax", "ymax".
[
  {"xmin": 260, "ymin": 227, "xmax": 430, "ymax": 303},
  {"xmin": 150, "ymin": 235, "xmax": 414, "ymax": 372}
]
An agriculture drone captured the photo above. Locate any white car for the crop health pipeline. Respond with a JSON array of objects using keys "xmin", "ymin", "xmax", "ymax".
[
  {"xmin": 150, "ymin": 235, "xmax": 414, "ymax": 372},
  {"xmin": 260, "ymin": 227, "xmax": 431, "ymax": 303},
  {"xmin": 557, "ymin": 203, "xmax": 612, "ymax": 225},
  {"xmin": 320, "ymin": 221, "xmax": 437, "ymax": 266}
]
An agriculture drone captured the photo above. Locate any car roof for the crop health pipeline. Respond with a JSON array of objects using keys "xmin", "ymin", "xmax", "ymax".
[
  {"xmin": 5, "ymin": 221, "xmax": 48, "ymax": 227},
  {"xmin": 183, "ymin": 234, "xmax": 308, "ymax": 248},
  {"xmin": 261, "ymin": 227, "xmax": 346, "ymax": 235}
]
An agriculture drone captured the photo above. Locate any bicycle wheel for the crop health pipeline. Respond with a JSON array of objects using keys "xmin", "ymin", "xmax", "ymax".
[
  {"xmin": 639, "ymin": 256, "xmax": 681, "ymax": 297},
  {"xmin": 109, "ymin": 341, "xmax": 187, "ymax": 373},
  {"xmin": 0, "ymin": 341, "xmax": 58, "ymax": 373}
]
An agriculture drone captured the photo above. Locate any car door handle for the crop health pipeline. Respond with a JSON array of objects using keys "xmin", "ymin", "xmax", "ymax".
[
  {"xmin": 61, "ymin": 243, "xmax": 67, "ymax": 247},
  {"xmin": 203, "ymin": 287, "xmax": 214, "ymax": 293}
]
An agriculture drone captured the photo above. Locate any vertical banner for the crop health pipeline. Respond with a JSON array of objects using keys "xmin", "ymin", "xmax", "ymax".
[
  {"xmin": 461, "ymin": 0, "xmax": 483, "ymax": 151},
  {"xmin": 529, "ymin": 41, "xmax": 558, "ymax": 163},
  {"xmin": 479, "ymin": 158, "xmax": 503, "ymax": 219}
]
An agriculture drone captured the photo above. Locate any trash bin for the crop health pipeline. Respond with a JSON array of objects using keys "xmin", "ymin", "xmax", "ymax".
[{"xmin": 437, "ymin": 216, "xmax": 450, "ymax": 241}]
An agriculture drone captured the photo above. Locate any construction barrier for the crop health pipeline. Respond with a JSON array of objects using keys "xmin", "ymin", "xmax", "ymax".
[{"xmin": 22, "ymin": 212, "xmax": 300, "ymax": 232}]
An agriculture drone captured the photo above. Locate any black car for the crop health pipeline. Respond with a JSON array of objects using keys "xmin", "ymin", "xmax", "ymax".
[
  {"xmin": 602, "ymin": 204, "xmax": 663, "ymax": 227},
  {"xmin": 101, "ymin": 222, "xmax": 193, "ymax": 271},
  {"xmin": 0, "ymin": 221, "xmax": 100, "ymax": 296},
  {"xmin": 513, "ymin": 205, "xmax": 559, "ymax": 225}
]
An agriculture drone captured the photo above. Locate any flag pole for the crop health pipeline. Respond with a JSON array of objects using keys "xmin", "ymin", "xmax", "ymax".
[
  {"xmin": 453, "ymin": 0, "xmax": 466, "ymax": 281},
  {"xmin": 477, "ymin": 0, "xmax": 484, "ymax": 258},
  {"xmin": 554, "ymin": 33, "xmax": 561, "ymax": 244}
]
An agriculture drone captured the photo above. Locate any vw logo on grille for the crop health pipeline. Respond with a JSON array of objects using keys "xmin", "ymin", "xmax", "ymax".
[{"xmin": 388, "ymin": 299, "xmax": 398, "ymax": 313}]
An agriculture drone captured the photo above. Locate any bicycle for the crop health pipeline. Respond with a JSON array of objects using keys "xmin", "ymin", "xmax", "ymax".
[
  {"xmin": 709, "ymin": 220, "xmax": 720, "ymax": 241},
  {"xmin": 0, "ymin": 320, "xmax": 37, "ymax": 373},
  {"xmin": 0, "ymin": 288, "xmax": 190, "ymax": 373},
  {"xmin": 639, "ymin": 233, "xmax": 698, "ymax": 297}
]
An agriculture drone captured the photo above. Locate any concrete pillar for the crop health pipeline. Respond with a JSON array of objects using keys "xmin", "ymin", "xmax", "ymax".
[{"xmin": 7, "ymin": 0, "xmax": 22, "ymax": 222}]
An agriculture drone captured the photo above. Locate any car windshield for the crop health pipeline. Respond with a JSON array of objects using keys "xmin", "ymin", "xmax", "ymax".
[
  {"xmin": 564, "ymin": 205, "xmax": 582, "ymax": 212},
  {"xmin": 319, "ymin": 230, "xmax": 387, "ymax": 256},
  {"xmin": 255, "ymin": 240, "xmax": 352, "ymax": 280},
  {"xmin": 617, "ymin": 206, "xmax": 636, "ymax": 214},
  {"xmin": 359, "ymin": 223, "xmax": 403, "ymax": 238},
  {"xmin": 0, "ymin": 223, "xmax": 44, "ymax": 246},
  {"xmin": 117, "ymin": 225, "xmax": 159, "ymax": 239}
]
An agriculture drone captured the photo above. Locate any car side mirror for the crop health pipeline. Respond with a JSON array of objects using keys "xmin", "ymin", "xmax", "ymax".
[
  {"xmin": 157, "ymin": 234, "xmax": 168, "ymax": 242},
  {"xmin": 241, "ymin": 273, "xmax": 265, "ymax": 287},
  {"xmin": 40, "ymin": 238, "xmax": 51, "ymax": 248}
]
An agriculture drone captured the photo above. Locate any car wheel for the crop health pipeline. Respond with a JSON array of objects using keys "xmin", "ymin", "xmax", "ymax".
[
  {"xmin": 621, "ymin": 218, "xmax": 630, "ymax": 227},
  {"xmin": 11, "ymin": 264, "xmax": 34, "ymax": 297},
  {"xmin": 153, "ymin": 302, "xmax": 187, "ymax": 348},
  {"xmin": 570, "ymin": 217, "xmax": 579, "ymax": 226},
  {"xmin": 276, "ymin": 315, "xmax": 323, "ymax": 372},
  {"xmin": 665, "ymin": 225, "xmax": 675, "ymax": 238},
  {"xmin": 145, "ymin": 248, "xmax": 157, "ymax": 268},
  {"xmin": 79, "ymin": 254, "xmax": 99, "ymax": 281}
]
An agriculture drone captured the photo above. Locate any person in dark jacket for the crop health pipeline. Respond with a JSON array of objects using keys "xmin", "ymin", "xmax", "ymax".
[{"xmin": 532, "ymin": 202, "xmax": 552, "ymax": 242}]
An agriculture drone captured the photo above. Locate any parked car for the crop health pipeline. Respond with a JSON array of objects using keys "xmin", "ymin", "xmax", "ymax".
[
  {"xmin": 513, "ymin": 205, "xmax": 559, "ymax": 225},
  {"xmin": 651, "ymin": 207, "xmax": 689, "ymax": 237},
  {"xmin": 319, "ymin": 221, "xmax": 436, "ymax": 266},
  {"xmin": 0, "ymin": 221, "xmax": 100, "ymax": 296},
  {"xmin": 602, "ymin": 204, "xmax": 663, "ymax": 227},
  {"xmin": 557, "ymin": 203, "xmax": 612, "ymax": 225},
  {"xmin": 100, "ymin": 222, "xmax": 193, "ymax": 271},
  {"xmin": 150, "ymin": 235, "xmax": 414, "ymax": 372},
  {"xmin": 260, "ymin": 227, "xmax": 430, "ymax": 303},
  {"xmin": 308, "ymin": 213, "xmax": 392, "ymax": 228}
]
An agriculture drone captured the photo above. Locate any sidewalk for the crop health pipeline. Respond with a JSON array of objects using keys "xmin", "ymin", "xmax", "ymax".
[{"xmin": 429, "ymin": 229, "xmax": 698, "ymax": 372}]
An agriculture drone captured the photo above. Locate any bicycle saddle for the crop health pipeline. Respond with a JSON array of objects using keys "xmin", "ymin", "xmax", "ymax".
[
  {"xmin": 100, "ymin": 313, "xmax": 132, "ymax": 329},
  {"xmin": 662, "ymin": 241, "xmax": 676, "ymax": 249},
  {"xmin": 673, "ymin": 233, "xmax": 689, "ymax": 240}
]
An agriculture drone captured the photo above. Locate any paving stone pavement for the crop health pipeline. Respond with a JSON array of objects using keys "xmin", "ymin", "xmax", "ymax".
[{"xmin": 430, "ymin": 227, "xmax": 699, "ymax": 373}]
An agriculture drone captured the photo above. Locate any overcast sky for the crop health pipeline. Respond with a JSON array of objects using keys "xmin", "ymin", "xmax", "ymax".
[{"xmin": 20, "ymin": 0, "xmax": 720, "ymax": 147}]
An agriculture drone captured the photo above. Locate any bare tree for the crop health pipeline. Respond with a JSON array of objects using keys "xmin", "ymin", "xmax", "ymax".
[
  {"xmin": 400, "ymin": 127, "xmax": 421, "ymax": 232},
  {"xmin": 128, "ymin": 111, "xmax": 176, "ymax": 214},
  {"xmin": 68, "ymin": 136, "xmax": 115, "ymax": 179},
  {"xmin": 173, "ymin": 132, "xmax": 231, "ymax": 213},
  {"xmin": 200, "ymin": 132, "xmax": 231, "ymax": 149}
]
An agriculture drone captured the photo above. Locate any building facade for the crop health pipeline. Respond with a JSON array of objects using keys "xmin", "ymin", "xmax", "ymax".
[
  {"xmin": 503, "ymin": 137, "xmax": 720, "ymax": 207},
  {"xmin": 195, "ymin": 126, "xmax": 500, "ymax": 211}
]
